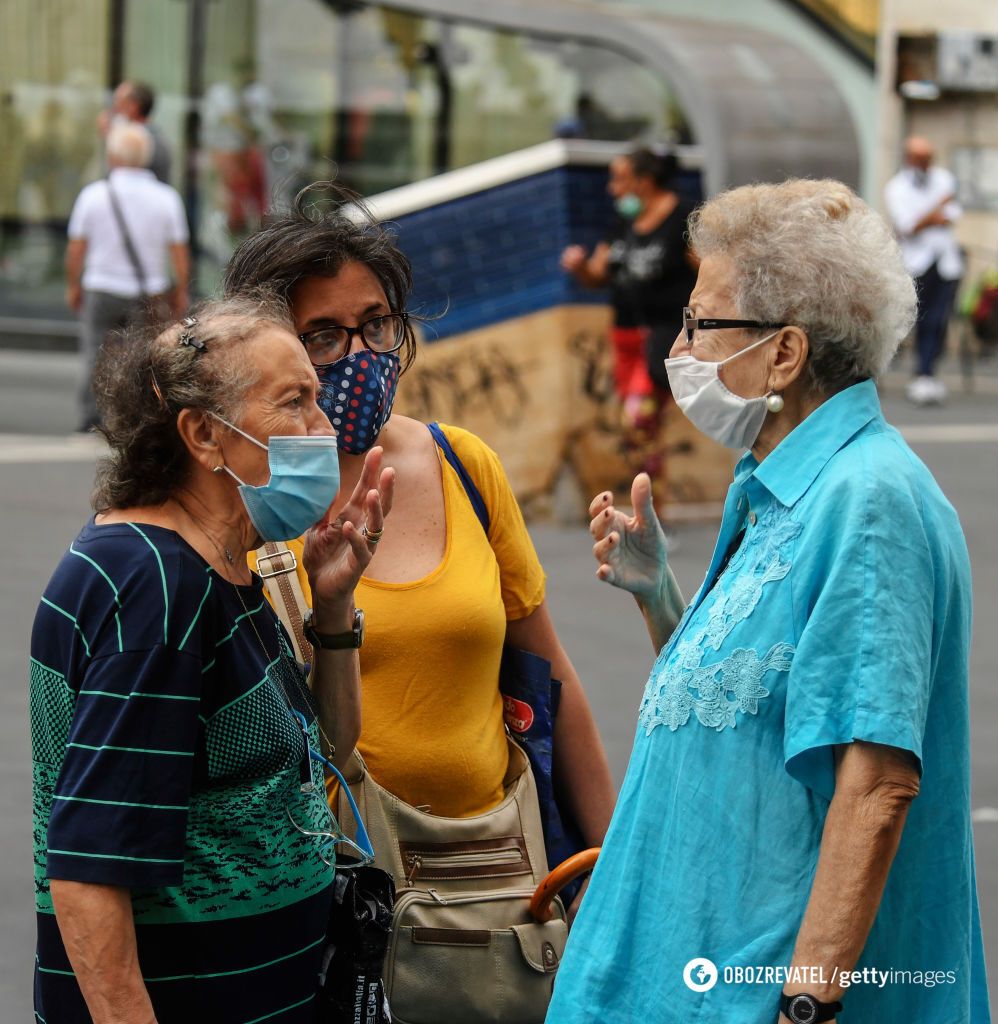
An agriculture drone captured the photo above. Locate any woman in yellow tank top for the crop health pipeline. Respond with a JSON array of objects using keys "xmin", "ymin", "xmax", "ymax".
[{"xmin": 226, "ymin": 184, "xmax": 615, "ymax": 886}]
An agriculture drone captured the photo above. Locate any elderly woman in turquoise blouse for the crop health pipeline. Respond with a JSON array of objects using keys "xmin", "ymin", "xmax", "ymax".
[{"xmin": 546, "ymin": 179, "xmax": 990, "ymax": 1024}]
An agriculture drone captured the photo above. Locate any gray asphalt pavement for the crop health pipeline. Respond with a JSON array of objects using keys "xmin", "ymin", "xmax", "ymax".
[{"xmin": 1, "ymin": 349, "xmax": 995, "ymax": 1019}]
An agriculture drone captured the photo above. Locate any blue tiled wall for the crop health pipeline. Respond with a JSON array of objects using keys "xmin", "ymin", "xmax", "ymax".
[
  {"xmin": 388, "ymin": 165, "xmax": 602, "ymax": 342},
  {"xmin": 391, "ymin": 163, "xmax": 702, "ymax": 342}
]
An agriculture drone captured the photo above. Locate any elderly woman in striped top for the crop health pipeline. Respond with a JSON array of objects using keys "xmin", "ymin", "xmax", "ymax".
[{"xmin": 30, "ymin": 294, "xmax": 392, "ymax": 1024}]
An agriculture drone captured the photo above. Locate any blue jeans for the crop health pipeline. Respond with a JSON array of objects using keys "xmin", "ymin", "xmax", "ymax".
[{"xmin": 914, "ymin": 263, "xmax": 959, "ymax": 378}]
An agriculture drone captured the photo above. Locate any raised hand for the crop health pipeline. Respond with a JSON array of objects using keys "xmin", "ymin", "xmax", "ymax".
[
  {"xmin": 560, "ymin": 245, "xmax": 588, "ymax": 273},
  {"xmin": 303, "ymin": 446, "xmax": 395, "ymax": 618},
  {"xmin": 589, "ymin": 472, "xmax": 669, "ymax": 602}
]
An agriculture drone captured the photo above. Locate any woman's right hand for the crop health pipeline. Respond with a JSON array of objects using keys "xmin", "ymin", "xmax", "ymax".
[
  {"xmin": 304, "ymin": 446, "xmax": 395, "ymax": 620},
  {"xmin": 589, "ymin": 473, "xmax": 668, "ymax": 602}
]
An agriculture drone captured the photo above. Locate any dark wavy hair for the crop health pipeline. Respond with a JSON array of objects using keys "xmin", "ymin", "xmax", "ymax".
[
  {"xmin": 92, "ymin": 293, "xmax": 293, "ymax": 511},
  {"xmin": 626, "ymin": 146, "xmax": 679, "ymax": 191},
  {"xmin": 223, "ymin": 181, "xmax": 419, "ymax": 372}
]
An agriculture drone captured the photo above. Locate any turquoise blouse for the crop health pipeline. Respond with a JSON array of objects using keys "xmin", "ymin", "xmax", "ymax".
[{"xmin": 547, "ymin": 380, "xmax": 990, "ymax": 1024}]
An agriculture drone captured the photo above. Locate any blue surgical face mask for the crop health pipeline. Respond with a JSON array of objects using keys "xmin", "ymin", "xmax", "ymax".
[
  {"xmin": 316, "ymin": 350, "xmax": 400, "ymax": 455},
  {"xmin": 213, "ymin": 415, "xmax": 340, "ymax": 542}
]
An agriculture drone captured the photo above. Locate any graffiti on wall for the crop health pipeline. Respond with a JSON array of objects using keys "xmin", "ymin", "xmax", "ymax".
[
  {"xmin": 396, "ymin": 306, "xmax": 733, "ymax": 520},
  {"xmin": 403, "ymin": 343, "xmax": 534, "ymax": 427}
]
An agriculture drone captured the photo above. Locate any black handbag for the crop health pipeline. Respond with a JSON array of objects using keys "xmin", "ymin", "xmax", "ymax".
[{"xmin": 315, "ymin": 864, "xmax": 396, "ymax": 1024}]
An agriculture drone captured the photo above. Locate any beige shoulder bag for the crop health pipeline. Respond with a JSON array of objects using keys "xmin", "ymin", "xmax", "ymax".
[{"xmin": 335, "ymin": 741, "xmax": 567, "ymax": 1024}]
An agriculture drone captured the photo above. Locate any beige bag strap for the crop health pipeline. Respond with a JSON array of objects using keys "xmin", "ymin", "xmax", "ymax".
[{"xmin": 254, "ymin": 541, "xmax": 313, "ymax": 665}]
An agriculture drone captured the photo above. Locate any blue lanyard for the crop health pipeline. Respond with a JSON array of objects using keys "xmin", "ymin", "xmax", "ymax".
[{"xmin": 290, "ymin": 708, "xmax": 375, "ymax": 863}]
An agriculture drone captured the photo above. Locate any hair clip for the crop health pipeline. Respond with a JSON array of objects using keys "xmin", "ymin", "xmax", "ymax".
[{"xmin": 178, "ymin": 316, "xmax": 206, "ymax": 352}]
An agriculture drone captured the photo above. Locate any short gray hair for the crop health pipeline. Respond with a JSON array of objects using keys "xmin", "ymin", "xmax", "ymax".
[
  {"xmin": 688, "ymin": 179, "xmax": 917, "ymax": 394},
  {"xmin": 106, "ymin": 122, "xmax": 153, "ymax": 168},
  {"xmin": 92, "ymin": 293, "xmax": 293, "ymax": 511}
]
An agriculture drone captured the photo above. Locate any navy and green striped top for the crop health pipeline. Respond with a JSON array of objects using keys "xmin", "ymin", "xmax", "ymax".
[{"xmin": 31, "ymin": 518, "xmax": 335, "ymax": 1023}]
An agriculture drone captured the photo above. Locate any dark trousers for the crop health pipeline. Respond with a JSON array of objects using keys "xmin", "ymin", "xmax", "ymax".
[
  {"xmin": 78, "ymin": 290, "xmax": 143, "ymax": 430},
  {"xmin": 914, "ymin": 263, "xmax": 959, "ymax": 378}
]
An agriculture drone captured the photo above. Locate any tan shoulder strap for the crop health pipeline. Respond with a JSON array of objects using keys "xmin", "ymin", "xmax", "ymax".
[{"xmin": 254, "ymin": 541, "xmax": 313, "ymax": 665}]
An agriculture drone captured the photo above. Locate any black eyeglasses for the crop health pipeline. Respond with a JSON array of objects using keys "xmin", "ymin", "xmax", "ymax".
[
  {"xmin": 682, "ymin": 307, "xmax": 784, "ymax": 346},
  {"xmin": 299, "ymin": 312, "xmax": 408, "ymax": 365}
]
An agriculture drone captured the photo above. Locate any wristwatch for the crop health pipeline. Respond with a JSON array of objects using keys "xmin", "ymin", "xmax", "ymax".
[
  {"xmin": 304, "ymin": 608, "xmax": 364, "ymax": 650},
  {"xmin": 779, "ymin": 993, "xmax": 843, "ymax": 1023}
]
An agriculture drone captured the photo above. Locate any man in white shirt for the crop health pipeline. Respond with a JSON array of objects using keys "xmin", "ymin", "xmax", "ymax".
[
  {"xmin": 65, "ymin": 123, "xmax": 190, "ymax": 431},
  {"xmin": 884, "ymin": 136, "xmax": 964, "ymax": 405}
]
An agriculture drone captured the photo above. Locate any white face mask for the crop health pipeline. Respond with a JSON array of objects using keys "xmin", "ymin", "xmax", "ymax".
[{"xmin": 664, "ymin": 330, "xmax": 780, "ymax": 450}]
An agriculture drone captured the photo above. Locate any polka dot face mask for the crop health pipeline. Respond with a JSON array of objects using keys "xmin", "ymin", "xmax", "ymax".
[{"xmin": 316, "ymin": 350, "xmax": 401, "ymax": 455}]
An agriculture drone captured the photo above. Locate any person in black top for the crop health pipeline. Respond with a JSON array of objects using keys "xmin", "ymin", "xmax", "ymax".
[{"xmin": 561, "ymin": 147, "xmax": 698, "ymax": 497}]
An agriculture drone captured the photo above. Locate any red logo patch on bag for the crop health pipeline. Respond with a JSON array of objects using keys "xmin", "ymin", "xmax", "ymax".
[{"xmin": 503, "ymin": 695, "xmax": 534, "ymax": 734}]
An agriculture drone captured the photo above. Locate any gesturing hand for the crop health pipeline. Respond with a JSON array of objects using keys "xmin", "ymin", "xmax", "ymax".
[
  {"xmin": 560, "ymin": 245, "xmax": 587, "ymax": 273},
  {"xmin": 303, "ymin": 446, "xmax": 395, "ymax": 616},
  {"xmin": 589, "ymin": 472, "xmax": 669, "ymax": 602}
]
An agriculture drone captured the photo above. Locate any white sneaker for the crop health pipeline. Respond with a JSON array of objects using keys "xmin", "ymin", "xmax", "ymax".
[
  {"xmin": 906, "ymin": 376, "xmax": 937, "ymax": 405},
  {"xmin": 928, "ymin": 376, "xmax": 947, "ymax": 403}
]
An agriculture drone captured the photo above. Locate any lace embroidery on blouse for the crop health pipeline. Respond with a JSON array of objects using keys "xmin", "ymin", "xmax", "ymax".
[{"xmin": 639, "ymin": 504, "xmax": 802, "ymax": 735}]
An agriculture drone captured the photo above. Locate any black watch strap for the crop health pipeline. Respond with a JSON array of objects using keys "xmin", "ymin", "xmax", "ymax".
[
  {"xmin": 304, "ymin": 608, "xmax": 364, "ymax": 650},
  {"xmin": 779, "ymin": 992, "xmax": 843, "ymax": 1023}
]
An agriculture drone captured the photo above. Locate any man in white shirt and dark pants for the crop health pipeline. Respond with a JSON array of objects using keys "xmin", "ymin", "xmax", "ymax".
[
  {"xmin": 65, "ymin": 123, "xmax": 190, "ymax": 431},
  {"xmin": 884, "ymin": 135, "xmax": 964, "ymax": 405}
]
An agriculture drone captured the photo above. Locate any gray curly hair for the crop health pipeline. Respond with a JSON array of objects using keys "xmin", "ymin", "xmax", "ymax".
[
  {"xmin": 688, "ymin": 179, "xmax": 917, "ymax": 394},
  {"xmin": 92, "ymin": 293, "xmax": 293, "ymax": 511}
]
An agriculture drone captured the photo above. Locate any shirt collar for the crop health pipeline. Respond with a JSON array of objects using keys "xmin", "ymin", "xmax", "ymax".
[
  {"xmin": 736, "ymin": 379, "xmax": 883, "ymax": 508},
  {"xmin": 109, "ymin": 167, "xmax": 155, "ymax": 180}
]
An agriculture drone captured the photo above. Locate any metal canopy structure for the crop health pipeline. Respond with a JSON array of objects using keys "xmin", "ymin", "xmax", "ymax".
[{"xmin": 383, "ymin": 0, "xmax": 861, "ymax": 196}]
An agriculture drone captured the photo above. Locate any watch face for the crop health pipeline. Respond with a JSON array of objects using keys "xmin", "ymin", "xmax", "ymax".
[{"xmin": 788, "ymin": 995, "xmax": 818, "ymax": 1024}]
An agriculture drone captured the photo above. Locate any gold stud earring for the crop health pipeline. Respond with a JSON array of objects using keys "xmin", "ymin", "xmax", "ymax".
[
  {"xmin": 765, "ymin": 391, "xmax": 785, "ymax": 414},
  {"xmin": 212, "ymin": 465, "xmax": 224, "ymax": 474}
]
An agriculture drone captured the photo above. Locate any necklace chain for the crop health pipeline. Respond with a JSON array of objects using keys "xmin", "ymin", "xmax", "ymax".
[
  {"xmin": 179, "ymin": 501, "xmax": 336, "ymax": 755},
  {"xmin": 181, "ymin": 504, "xmax": 240, "ymax": 582}
]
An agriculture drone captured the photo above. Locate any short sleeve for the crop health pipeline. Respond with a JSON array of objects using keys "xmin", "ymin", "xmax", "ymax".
[
  {"xmin": 66, "ymin": 189, "xmax": 92, "ymax": 240},
  {"xmin": 441, "ymin": 424, "xmax": 546, "ymax": 621},
  {"xmin": 783, "ymin": 464, "xmax": 933, "ymax": 801},
  {"xmin": 166, "ymin": 190, "xmax": 190, "ymax": 244},
  {"xmin": 46, "ymin": 644, "xmax": 202, "ymax": 887}
]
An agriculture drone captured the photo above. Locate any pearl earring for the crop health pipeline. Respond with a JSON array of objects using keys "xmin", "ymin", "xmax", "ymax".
[{"xmin": 765, "ymin": 391, "xmax": 785, "ymax": 414}]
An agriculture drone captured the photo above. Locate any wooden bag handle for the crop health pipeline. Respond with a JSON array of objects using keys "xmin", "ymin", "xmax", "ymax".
[{"xmin": 529, "ymin": 848, "xmax": 601, "ymax": 922}]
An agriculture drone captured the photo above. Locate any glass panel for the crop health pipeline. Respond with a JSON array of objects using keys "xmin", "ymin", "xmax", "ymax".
[
  {"xmin": 0, "ymin": 0, "xmax": 109, "ymax": 321},
  {"xmin": 121, "ymin": 0, "xmax": 188, "ymax": 191},
  {"xmin": 447, "ymin": 25, "xmax": 691, "ymax": 169},
  {"xmin": 0, "ymin": 0, "xmax": 694, "ymax": 323}
]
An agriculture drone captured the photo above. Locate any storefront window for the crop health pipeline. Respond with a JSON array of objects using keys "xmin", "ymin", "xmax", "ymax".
[
  {"xmin": 0, "ymin": 0, "xmax": 691, "ymax": 329},
  {"xmin": 0, "ymin": 0, "xmax": 109, "ymax": 320}
]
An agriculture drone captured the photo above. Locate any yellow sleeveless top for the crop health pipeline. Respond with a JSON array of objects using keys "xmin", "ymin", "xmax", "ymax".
[{"xmin": 250, "ymin": 423, "xmax": 546, "ymax": 817}]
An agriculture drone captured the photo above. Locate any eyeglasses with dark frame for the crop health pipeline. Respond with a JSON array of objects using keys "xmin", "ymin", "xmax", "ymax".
[
  {"xmin": 298, "ymin": 312, "xmax": 409, "ymax": 365},
  {"xmin": 682, "ymin": 306, "xmax": 785, "ymax": 346}
]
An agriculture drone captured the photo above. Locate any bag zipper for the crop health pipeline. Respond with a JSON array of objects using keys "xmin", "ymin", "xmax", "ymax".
[{"xmin": 406, "ymin": 848, "xmax": 524, "ymax": 870}]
